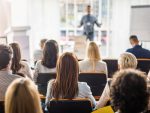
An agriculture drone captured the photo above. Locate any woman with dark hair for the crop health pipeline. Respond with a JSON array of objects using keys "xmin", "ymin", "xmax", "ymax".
[
  {"xmin": 110, "ymin": 69, "xmax": 149, "ymax": 113},
  {"xmin": 34, "ymin": 40, "xmax": 59, "ymax": 82},
  {"xmin": 9, "ymin": 43, "xmax": 32, "ymax": 79},
  {"xmin": 45, "ymin": 52, "xmax": 96, "ymax": 106}
]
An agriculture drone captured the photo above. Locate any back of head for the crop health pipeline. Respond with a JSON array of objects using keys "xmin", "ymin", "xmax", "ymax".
[
  {"xmin": 0, "ymin": 44, "xmax": 12, "ymax": 70},
  {"xmin": 51, "ymin": 52, "xmax": 79, "ymax": 99},
  {"xmin": 40, "ymin": 38, "xmax": 47, "ymax": 49},
  {"xmin": 129, "ymin": 35, "xmax": 139, "ymax": 46},
  {"xmin": 9, "ymin": 42, "xmax": 22, "ymax": 73},
  {"xmin": 110, "ymin": 69, "xmax": 148, "ymax": 113},
  {"xmin": 5, "ymin": 78, "xmax": 43, "ymax": 113},
  {"xmin": 87, "ymin": 41, "xmax": 101, "ymax": 61},
  {"xmin": 118, "ymin": 52, "xmax": 137, "ymax": 69},
  {"xmin": 42, "ymin": 40, "xmax": 59, "ymax": 68}
]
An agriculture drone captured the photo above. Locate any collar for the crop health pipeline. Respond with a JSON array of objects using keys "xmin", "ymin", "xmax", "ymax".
[{"xmin": 133, "ymin": 45, "xmax": 142, "ymax": 48}]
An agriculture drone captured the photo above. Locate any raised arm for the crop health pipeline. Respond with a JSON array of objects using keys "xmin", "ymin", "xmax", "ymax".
[
  {"xmin": 95, "ymin": 17, "xmax": 102, "ymax": 27},
  {"xmin": 78, "ymin": 16, "xmax": 84, "ymax": 28}
]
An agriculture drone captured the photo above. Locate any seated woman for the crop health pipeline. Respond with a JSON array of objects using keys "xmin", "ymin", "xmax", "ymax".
[
  {"xmin": 79, "ymin": 42, "xmax": 107, "ymax": 75},
  {"xmin": 110, "ymin": 69, "xmax": 149, "ymax": 113},
  {"xmin": 34, "ymin": 40, "xmax": 59, "ymax": 82},
  {"xmin": 95, "ymin": 52, "xmax": 137, "ymax": 109},
  {"xmin": 45, "ymin": 52, "xmax": 96, "ymax": 107},
  {"xmin": 9, "ymin": 43, "xmax": 33, "ymax": 79},
  {"xmin": 5, "ymin": 78, "xmax": 43, "ymax": 113}
]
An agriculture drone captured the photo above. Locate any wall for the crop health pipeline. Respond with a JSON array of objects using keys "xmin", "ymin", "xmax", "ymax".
[{"xmin": 109, "ymin": 0, "xmax": 150, "ymax": 57}]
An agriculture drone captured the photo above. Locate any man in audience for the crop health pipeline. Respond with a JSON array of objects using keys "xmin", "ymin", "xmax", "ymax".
[
  {"xmin": 126, "ymin": 35, "xmax": 150, "ymax": 58},
  {"xmin": 33, "ymin": 38, "xmax": 47, "ymax": 64},
  {"xmin": 0, "ymin": 44, "xmax": 21, "ymax": 101}
]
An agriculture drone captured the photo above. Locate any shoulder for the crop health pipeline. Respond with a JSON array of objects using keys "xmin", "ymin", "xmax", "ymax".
[
  {"xmin": 20, "ymin": 61, "xmax": 30, "ymax": 67},
  {"xmin": 126, "ymin": 48, "xmax": 133, "ymax": 52},
  {"xmin": 35, "ymin": 60, "xmax": 42, "ymax": 66},
  {"xmin": 78, "ymin": 82, "xmax": 90, "ymax": 89},
  {"xmin": 34, "ymin": 49, "xmax": 42, "ymax": 54},
  {"xmin": 98, "ymin": 60, "xmax": 107, "ymax": 65},
  {"xmin": 11, "ymin": 74, "xmax": 22, "ymax": 79}
]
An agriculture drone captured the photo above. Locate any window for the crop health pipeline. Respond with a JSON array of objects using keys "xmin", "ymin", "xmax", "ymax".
[{"xmin": 59, "ymin": 0, "xmax": 111, "ymax": 58}]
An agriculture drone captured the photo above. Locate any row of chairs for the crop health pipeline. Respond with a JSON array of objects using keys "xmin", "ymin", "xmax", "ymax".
[
  {"xmin": 103, "ymin": 59, "xmax": 150, "ymax": 78},
  {"xmin": 0, "ymin": 99, "xmax": 93, "ymax": 113},
  {"xmin": 37, "ymin": 73, "xmax": 107, "ymax": 97}
]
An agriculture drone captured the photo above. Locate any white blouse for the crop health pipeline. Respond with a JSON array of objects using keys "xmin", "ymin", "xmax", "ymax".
[
  {"xmin": 34, "ymin": 60, "xmax": 56, "ymax": 82},
  {"xmin": 79, "ymin": 59, "xmax": 108, "ymax": 75},
  {"xmin": 45, "ymin": 80, "xmax": 96, "ymax": 107}
]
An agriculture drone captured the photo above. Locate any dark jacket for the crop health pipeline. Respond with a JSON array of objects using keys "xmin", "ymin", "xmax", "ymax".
[{"xmin": 126, "ymin": 45, "xmax": 150, "ymax": 59}]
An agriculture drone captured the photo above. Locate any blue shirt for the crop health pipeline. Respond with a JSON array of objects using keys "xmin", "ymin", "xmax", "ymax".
[
  {"xmin": 126, "ymin": 45, "xmax": 150, "ymax": 58},
  {"xmin": 80, "ymin": 14, "xmax": 100, "ymax": 34}
]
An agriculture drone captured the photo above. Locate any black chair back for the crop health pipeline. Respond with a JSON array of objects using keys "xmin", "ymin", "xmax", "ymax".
[
  {"xmin": 0, "ymin": 101, "xmax": 4, "ymax": 113},
  {"xmin": 47, "ymin": 99, "xmax": 92, "ymax": 113},
  {"xmin": 103, "ymin": 59, "xmax": 118, "ymax": 78},
  {"xmin": 137, "ymin": 59, "xmax": 150, "ymax": 74},
  {"xmin": 37, "ymin": 73, "xmax": 56, "ymax": 96},
  {"xmin": 79, "ymin": 73, "xmax": 107, "ymax": 96}
]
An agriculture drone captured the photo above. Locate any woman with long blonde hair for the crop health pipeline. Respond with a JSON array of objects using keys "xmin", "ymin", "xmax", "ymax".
[
  {"xmin": 5, "ymin": 78, "xmax": 43, "ymax": 113},
  {"xmin": 79, "ymin": 41, "xmax": 107, "ymax": 74}
]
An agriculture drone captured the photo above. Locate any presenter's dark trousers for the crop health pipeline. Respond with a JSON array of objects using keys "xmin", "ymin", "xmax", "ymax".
[{"xmin": 86, "ymin": 32, "xmax": 94, "ymax": 41}]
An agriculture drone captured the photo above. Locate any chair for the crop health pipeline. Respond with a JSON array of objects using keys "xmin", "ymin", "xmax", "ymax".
[
  {"xmin": 47, "ymin": 99, "xmax": 92, "ymax": 113},
  {"xmin": 103, "ymin": 59, "xmax": 118, "ymax": 78},
  {"xmin": 37, "ymin": 73, "xmax": 56, "ymax": 96},
  {"xmin": 79, "ymin": 73, "xmax": 107, "ymax": 96},
  {"xmin": 0, "ymin": 101, "xmax": 4, "ymax": 113},
  {"xmin": 137, "ymin": 59, "xmax": 150, "ymax": 74}
]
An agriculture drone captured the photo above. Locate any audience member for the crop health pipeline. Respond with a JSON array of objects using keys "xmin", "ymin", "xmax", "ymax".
[
  {"xmin": 79, "ymin": 41, "xmax": 107, "ymax": 75},
  {"xmin": 45, "ymin": 52, "xmax": 96, "ymax": 107},
  {"xmin": 126, "ymin": 35, "xmax": 150, "ymax": 58},
  {"xmin": 110, "ymin": 69, "xmax": 149, "ymax": 113},
  {"xmin": 0, "ymin": 44, "xmax": 21, "ymax": 101},
  {"xmin": 34, "ymin": 40, "xmax": 59, "ymax": 82},
  {"xmin": 9, "ymin": 42, "xmax": 33, "ymax": 79},
  {"xmin": 5, "ymin": 78, "xmax": 43, "ymax": 113},
  {"xmin": 95, "ymin": 52, "xmax": 137, "ymax": 109},
  {"xmin": 34, "ymin": 38, "xmax": 48, "ymax": 64}
]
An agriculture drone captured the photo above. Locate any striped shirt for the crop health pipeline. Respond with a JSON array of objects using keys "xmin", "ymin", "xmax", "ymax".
[{"xmin": 0, "ymin": 70, "xmax": 21, "ymax": 101}]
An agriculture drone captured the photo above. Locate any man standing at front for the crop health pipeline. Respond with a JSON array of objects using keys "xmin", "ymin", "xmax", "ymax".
[{"xmin": 79, "ymin": 5, "xmax": 101, "ymax": 41}]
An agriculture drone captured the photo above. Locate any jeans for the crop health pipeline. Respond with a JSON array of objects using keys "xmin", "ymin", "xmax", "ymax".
[{"xmin": 85, "ymin": 32, "xmax": 94, "ymax": 41}]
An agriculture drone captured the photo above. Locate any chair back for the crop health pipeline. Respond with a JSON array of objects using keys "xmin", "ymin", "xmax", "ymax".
[
  {"xmin": 47, "ymin": 99, "xmax": 92, "ymax": 113},
  {"xmin": 103, "ymin": 59, "xmax": 118, "ymax": 78},
  {"xmin": 79, "ymin": 73, "xmax": 107, "ymax": 96},
  {"xmin": 137, "ymin": 59, "xmax": 150, "ymax": 74},
  {"xmin": 37, "ymin": 73, "xmax": 56, "ymax": 95},
  {"xmin": 0, "ymin": 101, "xmax": 4, "ymax": 113}
]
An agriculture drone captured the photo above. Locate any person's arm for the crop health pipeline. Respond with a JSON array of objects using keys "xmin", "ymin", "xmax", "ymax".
[
  {"xmin": 78, "ymin": 16, "xmax": 84, "ymax": 28},
  {"xmin": 95, "ymin": 17, "xmax": 102, "ymax": 27},
  {"xmin": 103, "ymin": 62, "xmax": 108, "ymax": 78},
  {"xmin": 95, "ymin": 82, "xmax": 110, "ymax": 109},
  {"xmin": 83, "ymin": 83, "xmax": 96, "ymax": 107},
  {"xmin": 25, "ymin": 62, "xmax": 33, "ymax": 80},
  {"xmin": 33, "ymin": 61, "xmax": 40, "ymax": 82},
  {"xmin": 45, "ymin": 80, "xmax": 53, "ymax": 105}
]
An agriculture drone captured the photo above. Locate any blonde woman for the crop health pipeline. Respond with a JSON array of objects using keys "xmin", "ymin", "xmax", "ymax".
[
  {"xmin": 79, "ymin": 41, "xmax": 107, "ymax": 74},
  {"xmin": 95, "ymin": 52, "xmax": 137, "ymax": 109},
  {"xmin": 5, "ymin": 78, "xmax": 43, "ymax": 113}
]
